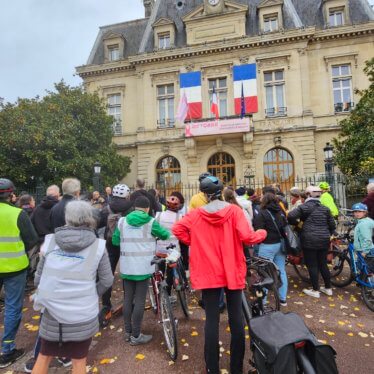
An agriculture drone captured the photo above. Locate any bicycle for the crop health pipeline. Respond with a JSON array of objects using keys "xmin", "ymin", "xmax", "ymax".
[
  {"xmin": 327, "ymin": 226, "xmax": 374, "ymax": 311},
  {"xmin": 242, "ymin": 276, "xmax": 320, "ymax": 373},
  {"xmin": 148, "ymin": 245, "xmax": 189, "ymax": 361},
  {"xmin": 242, "ymin": 255, "xmax": 281, "ymax": 326}
]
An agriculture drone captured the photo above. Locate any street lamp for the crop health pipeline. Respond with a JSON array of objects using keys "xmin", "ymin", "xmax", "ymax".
[
  {"xmin": 244, "ymin": 167, "xmax": 255, "ymax": 188},
  {"xmin": 93, "ymin": 161, "xmax": 101, "ymax": 192},
  {"xmin": 323, "ymin": 142, "xmax": 334, "ymax": 188}
]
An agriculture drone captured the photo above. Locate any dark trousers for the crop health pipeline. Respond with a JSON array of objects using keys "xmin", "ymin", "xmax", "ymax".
[
  {"xmin": 303, "ymin": 250, "xmax": 331, "ymax": 291},
  {"xmin": 101, "ymin": 241, "xmax": 120, "ymax": 308},
  {"xmin": 122, "ymin": 279, "xmax": 149, "ymax": 337},
  {"xmin": 202, "ymin": 288, "xmax": 245, "ymax": 374}
]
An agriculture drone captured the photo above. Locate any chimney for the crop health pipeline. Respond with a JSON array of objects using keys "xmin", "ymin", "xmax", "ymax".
[{"xmin": 143, "ymin": 0, "xmax": 155, "ymax": 17}]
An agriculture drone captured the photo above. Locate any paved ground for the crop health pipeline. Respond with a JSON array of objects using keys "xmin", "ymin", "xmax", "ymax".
[{"xmin": 1, "ymin": 267, "xmax": 373, "ymax": 374}]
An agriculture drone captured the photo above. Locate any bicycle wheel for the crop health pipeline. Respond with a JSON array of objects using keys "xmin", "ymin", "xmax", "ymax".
[
  {"xmin": 330, "ymin": 254, "xmax": 354, "ymax": 287},
  {"xmin": 176, "ymin": 265, "xmax": 189, "ymax": 318},
  {"xmin": 159, "ymin": 284, "xmax": 178, "ymax": 361},
  {"xmin": 293, "ymin": 263, "xmax": 310, "ymax": 283},
  {"xmin": 361, "ymin": 274, "xmax": 374, "ymax": 312},
  {"xmin": 245, "ymin": 264, "xmax": 280, "ymax": 312}
]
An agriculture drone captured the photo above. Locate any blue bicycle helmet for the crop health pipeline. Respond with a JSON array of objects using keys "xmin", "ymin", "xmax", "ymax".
[{"xmin": 352, "ymin": 203, "xmax": 368, "ymax": 212}]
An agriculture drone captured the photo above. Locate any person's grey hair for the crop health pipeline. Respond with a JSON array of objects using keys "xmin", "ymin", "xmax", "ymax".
[
  {"xmin": 136, "ymin": 178, "xmax": 145, "ymax": 189},
  {"xmin": 46, "ymin": 184, "xmax": 60, "ymax": 197},
  {"xmin": 65, "ymin": 201, "xmax": 96, "ymax": 229},
  {"xmin": 62, "ymin": 178, "xmax": 81, "ymax": 196},
  {"xmin": 367, "ymin": 182, "xmax": 374, "ymax": 193}
]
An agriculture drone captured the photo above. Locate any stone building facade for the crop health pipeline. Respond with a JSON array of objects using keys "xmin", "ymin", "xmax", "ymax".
[{"xmin": 76, "ymin": 0, "xmax": 374, "ymax": 192}]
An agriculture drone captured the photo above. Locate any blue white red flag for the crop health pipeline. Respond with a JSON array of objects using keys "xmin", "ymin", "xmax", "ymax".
[
  {"xmin": 210, "ymin": 84, "xmax": 219, "ymax": 119},
  {"xmin": 179, "ymin": 71, "xmax": 202, "ymax": 120},
  {"xmin": 233, "ymin": 63, "xmax": 258, "ymax": 114}
]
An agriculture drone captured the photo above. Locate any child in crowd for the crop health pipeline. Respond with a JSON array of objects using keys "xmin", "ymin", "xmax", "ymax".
[
  {"xmin": 112, "ymin": 196, "xmax": 170, "ymax": 345},
  {"xmin": 352, "ymin": 203, "xmax": 374, "ymax": 256}
]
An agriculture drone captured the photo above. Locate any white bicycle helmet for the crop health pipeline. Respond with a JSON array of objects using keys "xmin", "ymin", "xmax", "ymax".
[{"xmin": 112, "ymin": 184, "xmax": 130, "ymax": 198}]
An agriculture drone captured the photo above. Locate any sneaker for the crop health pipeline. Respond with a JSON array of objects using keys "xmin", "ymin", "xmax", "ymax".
[
  {"xmin": 280, "ymin": 300, "xmax": 288, "ymax": 307},
  {"xmin": 124, "ymin": 332, "xmax": 131, "ymax": 342},
  {"xmin": 57, "ymin": 357, "xmax": 72, "ymax": 368},
  {"xmin": 98, "ymin": 306, "xmax": 112, "ymax": 328},
  {"xmin": 130, "ymin": 333, "xmax": 153, "ymax": 346},
  {"xmin": 24, "ymin": 357, "xmax": 36, "ymax": 373},
  {"xmin": 303, "ymin": 289, "xmax": 320, "ymax": 298},
  {"xmin": 0, "ymin": 348, "xmax": 25, "ymax": 369},
  {"xmin": 320, "ymin": 287, "xmax": 333, "ymax": 296}
]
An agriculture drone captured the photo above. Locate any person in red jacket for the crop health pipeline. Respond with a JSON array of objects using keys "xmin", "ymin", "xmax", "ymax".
[{"xmin": 173, "ymin": 176, "xmax": 266, "ymax": 374}]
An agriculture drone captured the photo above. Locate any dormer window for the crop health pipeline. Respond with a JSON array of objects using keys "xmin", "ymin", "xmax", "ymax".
[
  {"xmin": 158, "ymin": 33, "xmax": 171, "ymax": 49},
  {"xmin": 263, "ymin": 14, "xmax": 279, "ymax": 32},
  {"xmin": 108, "ymin": 45, "xmax": 120, "ymax": 61},
  {"xmin": 329, "ymin": 8, "xmax": 344, "ymax": 26}
]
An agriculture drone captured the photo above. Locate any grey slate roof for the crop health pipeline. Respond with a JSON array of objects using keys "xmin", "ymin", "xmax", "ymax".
[{"xmin": 87, "ymin": 0, "xmax": 374, "ymax": 65}]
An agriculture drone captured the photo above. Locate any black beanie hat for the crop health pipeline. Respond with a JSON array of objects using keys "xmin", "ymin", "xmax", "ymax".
[
  {"xmin": 235, "ymin": 186, "xmax": 246, "ymax": 196},
  {"xmin": 134, "ymin": 196, "xmax": 150, "ymax": 209},
  {"xmin": 170, "ymin": 191, "xmax": 185, "ymax": 205}
]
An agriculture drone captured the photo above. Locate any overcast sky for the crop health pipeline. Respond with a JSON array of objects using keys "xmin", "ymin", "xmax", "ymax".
[
  {"xmin": 1, "ymin": 0, "xmax": 144, "ymax": 103},
  {"xmin": 1, "ymin": 0, "xmax": 374, "ymax": 104}
]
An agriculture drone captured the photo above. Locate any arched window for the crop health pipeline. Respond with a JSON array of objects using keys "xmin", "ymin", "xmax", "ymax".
[
  {"xmin": 263, "ymin": 147, "xmax": 294, "ymax": 191},
  {"xmin": 156, "ymin": 156, "xmax": 181, "ymax": 192},
  {"xmin": 207, "ymin": 152, "xmax": 236, "ymax": 185}
]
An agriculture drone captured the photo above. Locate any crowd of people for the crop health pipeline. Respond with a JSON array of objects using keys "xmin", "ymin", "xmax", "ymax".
[{"xmin": 0, "ymin": 175, "xmax": 373, "ymax": 373}]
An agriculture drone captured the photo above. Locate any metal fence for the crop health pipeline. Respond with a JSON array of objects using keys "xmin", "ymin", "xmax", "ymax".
[{"xmin": 148, "ymin": 173, "xmax": 371, "ymax": 209}]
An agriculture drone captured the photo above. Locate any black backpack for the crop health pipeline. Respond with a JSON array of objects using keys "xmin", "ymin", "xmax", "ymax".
[{"xmin": 249, "ymin": 312, "xmax": 338, "ymax": 374}]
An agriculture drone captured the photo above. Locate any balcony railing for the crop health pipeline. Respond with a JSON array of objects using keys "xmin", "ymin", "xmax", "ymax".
[
  {"xmin": 334, "ymin": 102, "xmax": 354, "ymax": 113},
  {"xmin": 265, "ymin": 107, "xmax": 287, "ymax": 117},
  {"xmin": 112, "ymin": 120, "xmax": 122, "ymax": 136},
  {"xmin": 157, "ymin": 119, "xmax": 175, "ymax": 129}
]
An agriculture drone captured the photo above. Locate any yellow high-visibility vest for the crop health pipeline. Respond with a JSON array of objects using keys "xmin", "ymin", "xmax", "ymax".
[{"xmin": 0, "ymin": 203, "xmax": 29, "ymax": 273}]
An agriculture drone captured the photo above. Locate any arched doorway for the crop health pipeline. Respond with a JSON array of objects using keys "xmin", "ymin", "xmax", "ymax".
[
  {"xmin": 207, "ymin": 152, "xmax": 236, "ymax": 185},
  {"xmin": 263, "ymin": 148, "xmax": 294, "ymax": 192},
  {"xmin": 156, "ymin": 156, "xmax": 181, "ymax": 196}
]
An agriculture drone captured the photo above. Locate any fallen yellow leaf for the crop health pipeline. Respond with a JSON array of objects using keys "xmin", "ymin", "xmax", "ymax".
[
  {"xmin": 358, "ymin": 332, "xmax": 368, "ymax": 338},
  {"xmin": 347, "ymin": 332, "xmax": 354, "ymax": 337},
  {"xmin": 168, "ymin": 361, "xmax": 174, "ymax": 366},
  {"xmin": 324, "ymin": 331, "xmax": 335, "ymax": 336},
  {"xmin": 191, "ymin": 331, "xmax": 198, "ymax": 336},
  {"xmin": 226, "ymin": 326, "xmax": 230, "ymax": 332},
  {"xmin": 32, "ymin": 315, "xmax": 40, "ymax": 320},
  {"xmin": 357, "ymin": 323, "xmax": 364, "ymax": 328},
  {"xmin": 305, "ymin": 315, "xmax": 313, "ymax": 319},
  {"xmin": 100, "ymin": 358, "xmax": 115, "ymax": 364},
  {"xmin": 92, "ymin": 367, "xmax": 98, "ymax": 373},
  {"xmin": 354, "ymin": 307, "xmax": 360, "ymax": 311},
  {"xmin": 318, "ymin": 339, "xmax": 327, "ymax": 344},
  {"xmin": 182, "ymin": 355, "xmax": 189, "ymax": 361},
  {"xmin": 181, "ymin": 338, "xmax": 186, "ymax": 343},
  {"xmin": 135, "ymin": 354, "xmax": 145, "ymax": 360},
  {"xmin": 329, "ymin": 304, "xmax": 336, "ymax": 307},
  {"xmin": 94, "ymin": 332, "xmax": 101, "ymax": 338},
  {"xmin": 338, "ymin": 321, "xmax": 345, "ymax": 326}
]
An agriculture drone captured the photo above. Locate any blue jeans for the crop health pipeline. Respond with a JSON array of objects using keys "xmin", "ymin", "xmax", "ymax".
[
  {"xmin": 258, "ymin": 242, "xmax": 288, "ymax": 302},
  {"xmin": 0, "ymin": 270, "xmax": 27, "ymax": 354}
]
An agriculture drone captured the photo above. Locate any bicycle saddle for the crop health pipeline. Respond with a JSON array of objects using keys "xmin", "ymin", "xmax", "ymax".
[{"xmin": 253, "ymin": 277, "xmax": 274, "ymax": 290}]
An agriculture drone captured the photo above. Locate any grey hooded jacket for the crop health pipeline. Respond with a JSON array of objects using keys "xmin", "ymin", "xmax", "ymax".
[{"xmin": 34, "ymin": 226, "xmax": 113, "ymax": 342}]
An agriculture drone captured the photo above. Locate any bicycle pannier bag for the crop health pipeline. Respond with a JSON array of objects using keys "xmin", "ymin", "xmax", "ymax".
[{"xmin": 249, "ymin": 312, "xmax": 338, "ymax": 374}]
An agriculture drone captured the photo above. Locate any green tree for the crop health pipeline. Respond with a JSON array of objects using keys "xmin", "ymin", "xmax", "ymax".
[
  {"xmin": 0, "ymin": 82, "xmax": 131, "ymax": 189},
  {"xmin": 333, "ymin": 58, "xmax": 374, "ymax": 175}
]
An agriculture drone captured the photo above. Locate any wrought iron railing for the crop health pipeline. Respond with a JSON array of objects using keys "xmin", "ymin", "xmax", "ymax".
[{"xmin": 334, "ymin": 102, "xmax": 354, "ymax": 113}]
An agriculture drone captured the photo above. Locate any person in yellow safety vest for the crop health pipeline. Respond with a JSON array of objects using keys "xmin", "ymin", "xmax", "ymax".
[
  {"xmin": 319, "ymin": 182, "xmax": 339, "ymax": 219},
  {"xmin": 189, "ymin": 172, "xmax": 211, "ymax": 211},
  {"xmin": 0, "ymin": 178, "xmax": 38, "ymax": 368}
]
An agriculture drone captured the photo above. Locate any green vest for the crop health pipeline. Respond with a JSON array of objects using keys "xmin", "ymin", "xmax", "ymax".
[{"xmin": 0, "ymin": 203, "xmax": 29, "ymax": 273}]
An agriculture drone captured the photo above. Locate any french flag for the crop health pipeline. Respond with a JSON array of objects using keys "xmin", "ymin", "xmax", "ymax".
[
  {"xmin": 233, "ymin": 64, "xmax": 258, "ymax": 114},
  {"xmin": 179, "ymin": 71, "xmax": 202, "ymax": 120},
  {"xmin": 210, "ymin": 84, "xmax": 219, "ymax": 119}
]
